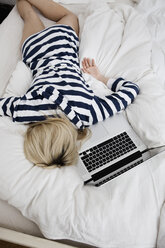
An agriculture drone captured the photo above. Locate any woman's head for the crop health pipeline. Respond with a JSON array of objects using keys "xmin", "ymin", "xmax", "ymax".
[{"xmin": 24, "ymin": 116, "xmax": 89, "ymax": 168}]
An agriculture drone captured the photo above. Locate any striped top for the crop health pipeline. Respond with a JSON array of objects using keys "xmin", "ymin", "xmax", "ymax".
[{"xmin": 0, "ymin": 25, "xmax": 139, "ymax": 129}]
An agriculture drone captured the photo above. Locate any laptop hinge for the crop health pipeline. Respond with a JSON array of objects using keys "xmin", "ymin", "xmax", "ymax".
[{"xmin": 91, "ymin": 151, "xmax": 142, "ymax": 182}]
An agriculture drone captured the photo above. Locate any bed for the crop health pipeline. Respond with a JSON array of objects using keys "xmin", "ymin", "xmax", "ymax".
[{"xmin": 0, "ymin": 0, "xmax": 165, "ymax": 247}]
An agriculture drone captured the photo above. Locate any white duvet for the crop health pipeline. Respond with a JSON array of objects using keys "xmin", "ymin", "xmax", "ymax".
[{"xmin": 0, "ymin": 0, "xmax": 165, "ymax": 247}]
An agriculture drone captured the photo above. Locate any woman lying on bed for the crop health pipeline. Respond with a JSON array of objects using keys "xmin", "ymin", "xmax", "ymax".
[{"xmin": 0, "ymin": 0, "xmax": 140, "ymax": 168}]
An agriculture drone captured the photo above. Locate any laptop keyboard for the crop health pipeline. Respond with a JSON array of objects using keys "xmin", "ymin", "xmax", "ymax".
[{"xmin": 79, "ymin": 132, "xmax": 137, "ymax": 172}]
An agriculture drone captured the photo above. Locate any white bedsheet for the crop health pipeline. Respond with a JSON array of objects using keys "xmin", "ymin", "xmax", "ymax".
[
  {"xmin": 135, "ymin": 0, "xmax": 165, "ymax": 246},
  {"xmin": 0, "ymin": 1, "xmax": 165, "ymax": 247}
]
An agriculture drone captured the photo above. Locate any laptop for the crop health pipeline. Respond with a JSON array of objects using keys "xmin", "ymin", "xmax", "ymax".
[{"xmin": 78, "ymin": 113, "xmax": 151, "ymax": 187}]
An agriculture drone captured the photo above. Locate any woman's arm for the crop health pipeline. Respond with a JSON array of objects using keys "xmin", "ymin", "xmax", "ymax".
[
  {"xmin": 0, "ymin": 97, "xmax": 19, "ymax": 118},
  {"xmin": 82, "ymin": 58, "xmax": 140, "ymax": 117},
  {"xmin": 0, "ymin": 86, "xmax": 82, "ymax": 127},
  {"xmin": 0, "ymin": 93, "xmax": 54, "ymax": 123}
]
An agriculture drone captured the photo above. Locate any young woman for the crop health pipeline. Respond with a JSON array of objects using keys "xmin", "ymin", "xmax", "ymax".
[{"xmin": 0, "ymin": 0, "xmax": 139, "ymax": 168}]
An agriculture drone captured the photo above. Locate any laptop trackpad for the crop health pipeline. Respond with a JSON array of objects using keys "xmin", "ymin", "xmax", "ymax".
[
  {"xmin": 81, "ymin": 122, "xmax": 109, "ymax": 151},
  {"xmin": 90, "ymin": 122, "xmax": 109, "ymax": 142}
]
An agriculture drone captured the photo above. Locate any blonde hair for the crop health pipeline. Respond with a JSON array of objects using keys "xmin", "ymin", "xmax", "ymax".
[{"xmin": 24, "ymin": 116, "xmax": 90, "ymax": 168}]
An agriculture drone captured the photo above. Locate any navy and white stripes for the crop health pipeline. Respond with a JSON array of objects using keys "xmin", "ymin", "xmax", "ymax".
[{"xmin": 0, "ymin": 25, "xmax": 140, "ymax": 129}]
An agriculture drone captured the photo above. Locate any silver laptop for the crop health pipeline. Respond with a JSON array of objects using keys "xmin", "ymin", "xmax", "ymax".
[{"xmin": 78, "ymin": 113, "xmax": 151, "ymax": 187}]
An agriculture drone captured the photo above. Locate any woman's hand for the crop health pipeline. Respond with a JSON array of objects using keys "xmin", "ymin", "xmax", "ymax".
[
  {"xmin": 82, "ymin": 58, "xmax": 100, "ymax": 79},
  {"xmin": 82, "ymin": 58, "xmax": 108, "ymax": 85}
]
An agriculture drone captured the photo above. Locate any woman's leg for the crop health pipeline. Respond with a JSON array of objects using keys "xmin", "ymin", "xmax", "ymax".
[
  {"xmin": 17, "ymin": 0, "xmax": 45, "ymax": 46},
  {"xmin": 27, "ymin": 0, "xmax": 79, "ymax": 36}
]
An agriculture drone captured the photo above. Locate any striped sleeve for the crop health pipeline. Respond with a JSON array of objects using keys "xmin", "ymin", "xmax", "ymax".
[
  {"xmin": 0, "ymin": 86, "xmax": 84, "ymax": 128},
  {"xmin": 93, "ymin": 78, "xmax": 140, "ymax": 122},
  {"xmin": 0, "ymin": 92, "xmax": 57, "ymax": 123},
  {"xmin": 0, "ymin": 96, "xmax": 19, "ymax": 118},
  {"xmin": 106, "ymin": 77, "xmax": 140, "ymax": 111}
]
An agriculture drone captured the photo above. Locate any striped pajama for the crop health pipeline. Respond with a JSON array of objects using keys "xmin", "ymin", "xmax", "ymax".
[{"xmin": 0, "ymin": 25, "xmax": 139, "ymax": 129}]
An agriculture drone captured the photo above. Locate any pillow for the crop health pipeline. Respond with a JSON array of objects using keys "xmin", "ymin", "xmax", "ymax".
[
  {"xmin": 3, "ymin": 61, "xmax": 32, "ymax": 97},
  {"xmin": 0, "ymin": 6, "xmax": 23, "ymax": 97},
  {"xmin": 126, "ymin": 73, "xmax": 165, "ymax": 149}
]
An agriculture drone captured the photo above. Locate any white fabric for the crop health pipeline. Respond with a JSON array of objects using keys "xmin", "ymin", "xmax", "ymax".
[
  {"xmin": 0, "ymin": 1, "xmax": 165, "ymax": 247},
  {"xmin": 3, "ymin": 61, "xmax": 32, "ymax": 97},
  {"xmin": 136, "ymin": 0, "xmax": 165, "ymax": 89},
  {"xmin": 0, "ymin": 9, "xmax": 22, "ymax": 97},
  {"xmin": 157, "ymin": 201, "xmax": 165, "ymax": 248},
  {"xmin": 0, "ymin": 199, "xmax": 42, "ymax": 237},
  {"xmin": 134, "ymin": 0, "xmax": 165, "ymax": 246}
]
